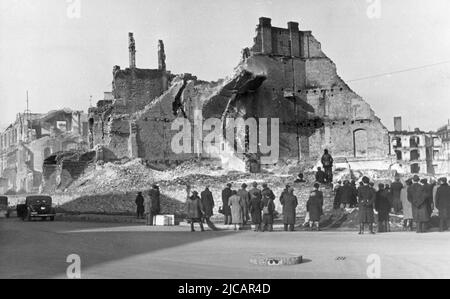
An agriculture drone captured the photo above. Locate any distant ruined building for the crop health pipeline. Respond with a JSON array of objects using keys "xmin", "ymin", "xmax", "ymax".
[{"xmin": 88, "ymin": 18, "xmax": 390, "ymax": 172}]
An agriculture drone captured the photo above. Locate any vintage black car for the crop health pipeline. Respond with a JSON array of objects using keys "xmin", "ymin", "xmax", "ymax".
[
  {"xmin": 0, "ymin": 196, "xmax": 9, "ymax": 218},
  {"xmin": 17, "ymin": 196, "xmax": 56, "ymax": 221}
]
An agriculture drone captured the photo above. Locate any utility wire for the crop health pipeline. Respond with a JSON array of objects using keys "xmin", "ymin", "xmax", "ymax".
[{"xmin": 348, "ymin": 60, "xmax": 450, "ymax": 82}]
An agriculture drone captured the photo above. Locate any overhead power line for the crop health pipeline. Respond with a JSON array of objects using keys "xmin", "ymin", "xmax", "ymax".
[{"xmin": 348, "ymin": 60, "xmax": 450, "ymax": 82}]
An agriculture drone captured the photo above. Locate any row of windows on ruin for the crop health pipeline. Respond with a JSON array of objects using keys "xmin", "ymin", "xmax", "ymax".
[
  {"xmin": 271, "ymin": 87, "xmax": 345, "ymax": 95},
  {"xmin": 391, "ymin": 136, "xmax": 421, "ymax": 148}
]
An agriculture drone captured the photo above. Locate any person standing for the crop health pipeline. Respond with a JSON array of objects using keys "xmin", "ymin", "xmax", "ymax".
[
  {"xmin": 280, "ymin": 187, "xmax": 298, "ymax": 231},
  {"xmin": 390, "ymin": 177, "xmax": 403, "ymax": 214},
  {"xmin": 307, "ymin": 183, "xmax": 324, "ymax": 231},
  {"xmin": 237, "ymin": 183, "xmax": 251, "ymax": 225},
  {"xmin": 248, "ymin": 182, "xmax": 263, "ymax": 231},
  {"xmin": 333, "ymin": 181, "xmax": 343, "ymax": 210},
  {"xmin": 401, "ymin": 179, "xmax": 414, "ymax": 231},
  {"xmin": 228, "ymin": 190, "xmax": 244, "ymax": 231},
  {"xmin": 321, "ymin": 149, "xmax": 334, "ymax": 184},
  {"xmin": 186, "ymin": 191, "xmax": 205, "ymax": 232},
  {"xmin": 408, "ymin": 175, "xmax": 429, "ymax": 233},
  {"xmin": 340, "ymin": 180, "xmax": 356, "ymax": 209},
  {"xmin": 421, "ymin": 178, "xmax": 435, "ymax": 226},
  {"xmin": 435, "ymin": 177, "xmax": 450, "ymax": 232},
  {"xmin": 261, "ymin": 183, "xmax": 276, "ymax": 232},
  {"xmin": 146, "ymin": 184, "xmax": 161, "ymax": 226},
  {"xmin": 375, "ymin": 183, "xmax": 391, "ymax": 233},
  {"xmin": 358, "ymin": 177, "xmax": 376, "ymax": 234},
  {"xmin": 135, "ymin": 191, "xmax": 145, "ymax": 219},
  {"xmin": 221, "ymin": 183, "xmax": 233, "ymax": 225},
  {"xmin": 201, "ymin": 186, "xmax": 214, "ymax": 225}
]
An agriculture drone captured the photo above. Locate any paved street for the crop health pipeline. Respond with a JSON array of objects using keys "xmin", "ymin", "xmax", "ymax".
[{"xmin": 1, "ymin": 218, "xmax": 449, "ymax": 279}]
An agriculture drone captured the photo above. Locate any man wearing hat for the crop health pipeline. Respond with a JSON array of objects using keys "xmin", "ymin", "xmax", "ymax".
[
  {"xmin": 221, "ymin": 183, "xmax": 233, "ymax": 225},
  {"xmin": 201, "ymin": 186, "xmax": 214, "ymax": 227},
  {"xmin": 186, "ymin": 191, "xmax": 205, "ymax": 232},
  {"xmin": 248, "ymin": 182, "xmax": 263, "ymax": 231},
  {"xmin": 435, "ymin": 177, "xmax": 450, "ymax": 232},
  {"xmin": 408, "ymin": 175, "xmax": 429, "ymax": 233},
  {"xmin": 146, "ymin": 184, "xmax": 161, "ymax": 226},
  {"xmin": 237, "ymin": 183, "xmax": 251, "ymax": 225}
]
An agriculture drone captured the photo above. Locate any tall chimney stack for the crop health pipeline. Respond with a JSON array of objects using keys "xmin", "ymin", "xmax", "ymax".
[
  {"xmin": 158, "ymin": 40, "xmax": 166, "ymax": 71},
  {"xmin": 394, "ymin": 116, "xmax": 402, "ymax": 132},
  {"xmin": 128, "ymin": 32, "xmax": 136, "ymax": 68}
]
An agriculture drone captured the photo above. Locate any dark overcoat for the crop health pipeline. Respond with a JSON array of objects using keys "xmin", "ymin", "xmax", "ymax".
[
  {"xmin": 390, "ymin": 181, "xmax": 403, "ymax": 211},
  {"xmin": 280, "ymin": 192, "xmax": 298, "ymax": 225},
  {"xmin": 261, "ymin": 197, "xmax": 275, "ymax": 224},
  {"xmin": 358, "ymin": 185, "xmax": 375, "ymax": 223},
  {"xmin": 375, "ymin": 190, "xmax": 391, "ymax": 222},
  {"xmin": 200, "ymin": 189, "xmax": 214, "ymax": 218},
  {"xmin": 221, "ymin": 187, "xmax": 232, "ymax": 216},
  {"xmin": 340, "ymin": 184, "xmax": 356, "ymax": 205},
  {"xmin": 407, "ymin": 183, "xmax": 430, "ymax": 222},
  {"xmin": 248, "ymin": 197, "xmax": 262, "ymax": 225},
  {"xmin": 307, "ymin": 190, "xmax": 323, "ymax": 222},
  {"xmin": 435, "ymin": 183, "xmax": 450, "ymax": 218},
  {"xmin": 186, "ymin": 196, "xmax": 204, "ymax": 220}
]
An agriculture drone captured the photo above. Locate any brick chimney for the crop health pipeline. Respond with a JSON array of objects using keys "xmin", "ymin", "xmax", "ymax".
[{"xmin": 128, "ymin": 32, "xmax": 136, "ymax": 68}]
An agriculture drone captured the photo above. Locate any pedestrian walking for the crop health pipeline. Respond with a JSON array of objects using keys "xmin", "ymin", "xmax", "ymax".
[
  {"xmin": 280, "ymin": 187, "xmax": 298, "ymax": 231},
  {"xmin": 186, "ymin": 191, "xmax": 205, "ymax": 232},
  {"xmin": 307, "ymin": 183, "xmax": 324, "ymax": 231}
]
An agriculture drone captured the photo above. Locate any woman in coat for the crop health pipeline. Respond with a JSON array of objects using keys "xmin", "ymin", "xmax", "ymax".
[
  {"xmin": 248, "ymin": 185, "xmax": 263, "ymax": 231},
  {"xmin": 228, "ymin": 190, "xmax": 244, "ymax": 230},
  {"xmin": 307, "ymin": 183, "xmax": 324, "ymax": 231},
  {"xmin": 185, "ymin": 191, "xmax": 205, "ymax": 232},
  {"xmin": 280, "ymin": 187, "xmax": 298, "ymax": 231},
  {"xmin": 357, "ymin": 177, "xmax": 376, "ymax": 234},
  {"xmin": 400, "ymin": 179, "xmax": 413, "ymax": 231}
]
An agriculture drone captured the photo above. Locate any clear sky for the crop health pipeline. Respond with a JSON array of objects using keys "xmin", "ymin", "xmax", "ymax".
[{"xmin": 1, "ymin": 0, "xmax": 449, "ymax": 131}]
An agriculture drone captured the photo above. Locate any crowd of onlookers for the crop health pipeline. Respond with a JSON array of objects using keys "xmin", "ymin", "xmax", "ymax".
[{"xmin": 134, "ymin": 150, "xmax": 450, "ymax": 234}]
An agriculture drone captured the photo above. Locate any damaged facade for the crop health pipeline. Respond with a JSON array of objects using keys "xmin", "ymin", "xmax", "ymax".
[
  {"xmin": 0, "ymin": 110, "xmax": 89, "ymax": 193},
  {"xmin": 89, "ymin": 18, "xmax": 390, "ymax": 172}
]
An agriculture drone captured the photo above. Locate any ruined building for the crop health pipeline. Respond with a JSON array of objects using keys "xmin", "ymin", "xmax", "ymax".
[
  {"xmin": 0, "ymin": 110, "xmax": 89, "ymax": 193},
  {"xmin": 89, "ymin": 18, "xmax": 390, "ymax": 171}
]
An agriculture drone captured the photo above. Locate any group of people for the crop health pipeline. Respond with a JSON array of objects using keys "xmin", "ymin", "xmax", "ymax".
[{"xmin": 333, "ymin": 174, "xmax": 450, "ymax": 234}]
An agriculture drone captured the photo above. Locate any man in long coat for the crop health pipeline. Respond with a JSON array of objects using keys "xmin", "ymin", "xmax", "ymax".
[
  {"xmin": 390, "ymin": 177, "xmax": 403, "ymax": 214},
  {"xmin": 401, "ymin": 179, "xmax": 414, "ymax": 231},
  {"xmin": 435, "ymin": 177, "xmax": 450, "ymax": 232},
  {"xmin": 248, "ymin": 182, "xmax": 262, "ymax": 231},
  {"xmin": 357, "ymin": 177, "xmax": 376, "ymax": 234},
  {"xmin": 408, "ymin": 175, "xmax": 430, "ymax": 233},
  {"xmin": 421, "ymin": 178, "xmax": 435, "ymax": 226},
  {"xmin": 321, "ymin": 149, "xmax": 334, "ymax": 184},
  {"xmin": 186, "ymin": 191, "xmax": 205, "ymax": 232},
  {"xmin": 375, "ymin": 183, "xmax": 391, "ymax": 233},
  {"xmin": 146, "ymin": 184, "xmax": 161, "ymax": 226},
  {"xmin": 280, "ymin": 187, "xmax": 298, "ymax": 231},
  {"xmin": 135, "ymin": 192, "xmax": 145, "ymax": 219},
  {"xmin": 201, "ymin": 186, "xmax": 214, "ymax": 224},
  {"xmin": 261, "ymin": 183, "xmax": 276, "ymax": 232},
  {"xmin": 340, "ymin": 180, "xmax": 356, "ymax": 209},
  {"xmin": 237, "ymin": 183, "xmax": 251, "ymax": 225},
  {"xmin": 221, "ymin": 183, "xmax": 233, "ymax": 225},
  {"xmin": 307, "ymin": 183, "xmax": 324, "ymax": 231}
]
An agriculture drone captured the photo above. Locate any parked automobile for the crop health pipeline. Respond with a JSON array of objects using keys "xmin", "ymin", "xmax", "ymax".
[
  {"xmin": 17, "ymin": 195, "xmax": 56, "ymax": 221},
  {"xmin": 0, "ymin": 196, "xmax": 9, "ymax": 218}
]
